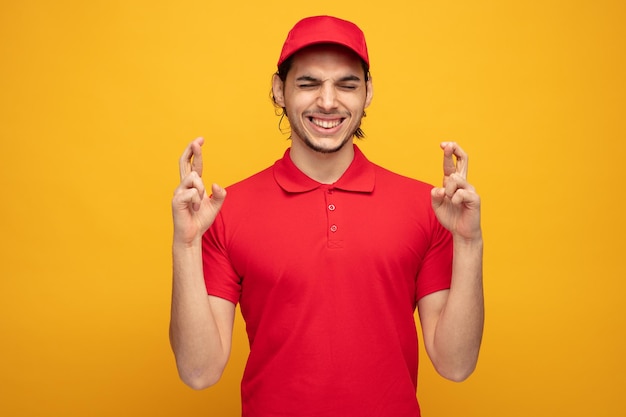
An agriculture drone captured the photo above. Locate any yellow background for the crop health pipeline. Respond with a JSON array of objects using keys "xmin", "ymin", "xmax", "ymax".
[{"xmin": 1, "ymin": 1, "xmax": 624, "ymax": 416}]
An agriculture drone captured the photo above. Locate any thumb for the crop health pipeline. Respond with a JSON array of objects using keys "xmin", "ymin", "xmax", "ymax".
[
  {"xmin": 210, "ymin": 183, "xmax": 227, "ymax": 207},
  {"xmin": 431, "ymin": 187, "xmax": 445, "ymax": 210}
]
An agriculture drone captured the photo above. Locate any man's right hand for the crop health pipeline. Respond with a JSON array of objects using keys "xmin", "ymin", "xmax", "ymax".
[{"xmin": 172, "ymin": 137, "xmax": 227, "ymax": 246}]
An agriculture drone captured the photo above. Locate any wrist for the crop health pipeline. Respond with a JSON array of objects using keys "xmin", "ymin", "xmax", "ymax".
[
  {"xmin": 453, "ymin": 232, "xmax": 483, "ymax": 249},
  {"xmin": 172, "ymin": 234, "xmax": 203, "ymax": 251}
]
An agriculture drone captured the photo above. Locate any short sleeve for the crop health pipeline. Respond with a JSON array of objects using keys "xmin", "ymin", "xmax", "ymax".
[
  {"xmin": 202, "ymin": 212, "xmax": 241, "ymax": 305},
  {"xmin": 415, "ymin": 218, "xmax": 453, "ymax": 300}
]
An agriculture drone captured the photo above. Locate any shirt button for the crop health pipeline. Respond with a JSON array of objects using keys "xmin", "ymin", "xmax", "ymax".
[
  {"xmin": 330, "ymin": 224, "xmax": 338, "ymax": 232},
  {"xmin": 328, "ymin": 204, "xmax": 336, "ymax": 211}
]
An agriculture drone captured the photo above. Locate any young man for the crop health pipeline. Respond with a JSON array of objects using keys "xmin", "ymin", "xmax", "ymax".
[{"xmin": 170, "ymin": 15, "xmax": 483, "ymax": 417}]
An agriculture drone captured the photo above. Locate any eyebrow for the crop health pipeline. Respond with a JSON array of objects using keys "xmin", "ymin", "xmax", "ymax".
[{"xmin": 295, "ymin": 75, "xmax": 362, "ymax": 82}]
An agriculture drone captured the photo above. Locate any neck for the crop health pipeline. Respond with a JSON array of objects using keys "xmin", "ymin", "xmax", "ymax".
[{"xmin": 289, "ymin": 141, "xmax": 355, "ymax": 184}]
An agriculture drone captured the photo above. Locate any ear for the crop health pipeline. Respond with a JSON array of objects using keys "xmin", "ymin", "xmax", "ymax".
[
  {"xmin": 272, "ymin": 74, "xmax": 286, "ymax": 107},
  {"xmin": 364, "ymin": 76, "xmax": 374, "ymax": 109}
]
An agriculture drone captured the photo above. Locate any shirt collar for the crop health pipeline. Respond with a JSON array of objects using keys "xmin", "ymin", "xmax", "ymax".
[{"xmin": 273, "ymin": 144, "xmax": 376, "ymax": 193}]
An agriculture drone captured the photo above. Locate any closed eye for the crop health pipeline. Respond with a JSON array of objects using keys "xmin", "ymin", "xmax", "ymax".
[{"xmin": 296, "ymin": 76, "xmax": 320, "ymax": 89}]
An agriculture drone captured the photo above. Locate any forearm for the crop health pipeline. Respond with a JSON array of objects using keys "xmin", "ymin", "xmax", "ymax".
[
  {"xmin": 170, "ymin": 240, "xmax": 231, "ymax": 389},
  {"xmin": 431, "ymin": 236, "xmax": 484, "ymax": 381}
]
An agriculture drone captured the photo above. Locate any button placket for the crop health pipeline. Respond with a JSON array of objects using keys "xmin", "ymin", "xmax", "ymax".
[{"xmin": 325, "ymin": 188, "xmax": 343, "ymax": 248}]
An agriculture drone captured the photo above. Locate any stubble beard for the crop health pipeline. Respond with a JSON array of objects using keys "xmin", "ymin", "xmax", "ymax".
[
  {"xmin": 301, "ymin": 131, "xmax": 354, "ymax": 154},
  {"xmin": 289, "ymin": 115, "xmax": 363, "ymax": 155}
]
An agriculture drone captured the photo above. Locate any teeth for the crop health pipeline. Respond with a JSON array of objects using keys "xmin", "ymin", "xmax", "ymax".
[{"xmin": 311, "ymin": 118, "xmax": 341, "ymax": 129}]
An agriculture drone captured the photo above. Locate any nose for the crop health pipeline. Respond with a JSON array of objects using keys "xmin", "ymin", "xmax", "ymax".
[{"xmin": 317, "ymin": 82, "xmax": 338, "ymax": 110}]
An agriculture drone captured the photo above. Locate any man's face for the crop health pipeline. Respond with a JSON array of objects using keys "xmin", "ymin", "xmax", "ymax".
[{"xmin": 273, "ymin": 45, "xmax": 373, "ymax": 154}]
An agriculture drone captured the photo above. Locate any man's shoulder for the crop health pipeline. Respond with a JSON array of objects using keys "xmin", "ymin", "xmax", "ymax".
[
  {"xmin": 227, "ymin": 165, "xmax": 275, "ymax": 190},
  {"xmin": 370, "ymin": 161, "xmax": 435, "ymax": 192}
]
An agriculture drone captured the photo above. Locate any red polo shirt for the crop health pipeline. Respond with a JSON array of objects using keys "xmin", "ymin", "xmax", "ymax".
[{"xmin": 203, "ymin": 145, "xmax": 452, "ymax": 417}]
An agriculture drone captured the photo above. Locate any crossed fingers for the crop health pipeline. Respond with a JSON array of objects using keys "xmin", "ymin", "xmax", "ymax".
[
  {"xmin": 442, "ymin": 141, "xmax": 468, "ymax": 181},
  {"xmin": 177, "ymin": 137, "xmax": 206, "ymax": 211},
  {"xmin": 438, "ymin": 142, "xmax": 476, "ymax": 202},
  {"xmin": 179, "ymin": 137, "xmax": 204, "ymax": 181}
]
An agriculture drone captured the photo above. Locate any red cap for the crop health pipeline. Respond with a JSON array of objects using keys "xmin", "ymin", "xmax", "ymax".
[{"xmin": 277, "ymin": 16, "xmax": 369, "ymax": 68}]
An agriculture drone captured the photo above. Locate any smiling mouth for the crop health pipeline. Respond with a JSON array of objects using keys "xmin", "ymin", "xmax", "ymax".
[{"xmin": 309, "ymin": 117, "xmax": 343, "ymax": 129}]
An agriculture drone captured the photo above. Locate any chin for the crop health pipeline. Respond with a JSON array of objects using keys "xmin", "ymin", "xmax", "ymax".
[
  {"xmin": 304, "ymin": 136, "xmax": 351, "ymax": 154},
  {"xmin": 299, "ymin": 128, "xmax": 356, "ymax": 154}
]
